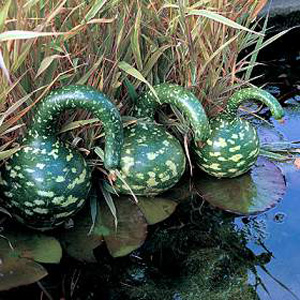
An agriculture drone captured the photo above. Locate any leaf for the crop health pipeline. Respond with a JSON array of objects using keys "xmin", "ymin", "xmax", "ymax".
[
  {"xmin": 0, "ymin": 257, "xmax": 47, "ymax": 291},
  {"xmin": 0, "ymin": 89, "xmax": 40, "ymax": 126},
  {"xmin": 123, "ymin": 77, "xmax": 138, "ymax": 103},
  {"xmin": 35, "ymin": 55, "xmax": 64, "ymax": 79},
  {"xmin": 94, "ymin": 146, "xmax": 105, "ymax": 161},
  {"xmin": 0, "ymin": 49, "xmax": 11, "ymax": 84},
  {"xmin": 82, "ymin": 0, "xmax": 108, "ymax": 24},
  {"xmin": 0, "ymin": 231, "xmax": 62, "ymax": 264},
  {"xmin": 58, "ymin": 207, "xmax": 103, "ymax": 263},
  {"xmin": 76, "ymin": 55, "xmax": 104, "ymax": 85},
  {"xmin": 0, "ymin": 230, "xmax": 62, "ymax": 291},
  {"xmin": 0, "ymin": 147, "xmax": 20, "ymax": 160},
  {"xmin": 94, "ymin": 197, "xmax": 147, "ymax": 257},
  {"xmin": 131, "ymin": 7, "xmax": 143, "ymax": 70},
  {"xmin": 59, "ymin": 118, "xmax": 99, "ymax": 133},
  {"xmin": 0, "ymin": 30, "xmax": 65, "ymax": 42},
  {"xmin": 0, "ymin": 0, "xmax": 11, "ymax": 32},
  {"xmin": 118, "ymin": 61, "xmax": 158, "ymax": 99},
  {"xmin": 143, "ymin": 44, "xmax": 171, "ymax": 77},
  {"xmin": 100, "ymin": 182, "xmax": 118, "ymax": 229},
  {"xmin": 187, "ymin": 9, "xmax": 263, "ymax": 35},
  {"xmin": 195, "ymin": 157, "xmax": 286, "ymax": 215},
  {"xmin": 136, "ymin": 197, "xmax": 178, "ymax": 225}
]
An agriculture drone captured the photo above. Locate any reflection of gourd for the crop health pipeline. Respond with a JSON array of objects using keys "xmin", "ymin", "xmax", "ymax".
[
  {"xmin": 113, "ymin": 83, "xmax": 209, "ymax": 195},
  {"xmin": 0, "ymin": 86, "xmax": 123, "ymax": 230},
  {"xmin": 194, "ymin": 88, "xmax": 284, "ymax": 178}
]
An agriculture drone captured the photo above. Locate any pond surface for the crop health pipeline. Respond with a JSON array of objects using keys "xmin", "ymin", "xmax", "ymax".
[{"xmin": 246, "ymin": 105, "xmax": 300, "ymax": 300}]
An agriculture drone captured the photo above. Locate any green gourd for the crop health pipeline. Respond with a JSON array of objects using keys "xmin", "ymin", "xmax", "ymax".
[
  {"xmin": 194, "ymin": 88, "xmax": 284, "ymax": 178},
  {"xmin": 0, "ymin": 85, "xmax": 123, "ymax": 230},
  {"xmin": 113, "ymin": 83, "xmax": 210, "ymax": 195}
]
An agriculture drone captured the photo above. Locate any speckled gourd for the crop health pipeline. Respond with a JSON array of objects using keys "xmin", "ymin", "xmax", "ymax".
[
  {"xmin": 0, "ymin": 85, "xmax": 123, "ymax": 230},
  {"xmin": 113, "ymin": 83, "xmax": 210, "ymax": 195},
  {"xmin": 194, "ymin": 88, "xmax": 284, "ymax": 178}
]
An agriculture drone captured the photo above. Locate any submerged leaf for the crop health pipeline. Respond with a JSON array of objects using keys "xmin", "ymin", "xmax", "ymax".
[
  {"xmin": 136, "ymin": 197, "xmax": 178, "ymax": 225},
  {"xmin": 95, "ymin": 197, "xmax": 147, "ymax": 257},
  {"xmin": 195, "ymin": 157, "xmax": 286, "ymax": 215}
]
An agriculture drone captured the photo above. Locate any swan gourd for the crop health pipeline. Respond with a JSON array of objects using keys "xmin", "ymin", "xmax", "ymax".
[
  {"xmin": 194, "ymin": 88, "xmax": 284, "ymax": 178},
  {"xmin": 0, "ymin": 85, "xmax": 123, "ymax": 230},
  {"xmin": 113, "ymin": 83, "xmax": 210, "ymax": 195}
]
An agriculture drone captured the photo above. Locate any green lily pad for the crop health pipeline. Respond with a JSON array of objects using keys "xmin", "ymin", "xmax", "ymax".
[
  {"xmin": 0, "ymin": 229, "xmax": 62, "ymax": 291},
  {"xmin": 0, "ymin": 231, "xmax": 62, "ymax": 264},
  {"xmin": 95, "ymin": 197, "xmax": 147, "ymax": 257},
  {"xmin": 194, "ymin": 157, "xmax": 286, "ymax": 215},
  {"xmin": 0, "ymin": 256, "xmax": 47, "ymax": 291},
  {"xmin": 58, "ymin": 207, "xmax": 103, "ymax": 263},
  {"xmin": 136, "ymin": 197, "xmax": 178, "ymax": 225}
]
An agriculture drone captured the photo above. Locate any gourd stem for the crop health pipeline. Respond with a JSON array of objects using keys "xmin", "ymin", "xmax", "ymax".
[
  {"xmin": 133, "ymin": 83, "xmax": 209, "ymax": 142},
  {"xmin": 28, "ymin": 85, "xmax": 123, "ymax": 171},
  {"xmin": 224, "ymin": 88, "xmax": 284, "ymax": 120}
]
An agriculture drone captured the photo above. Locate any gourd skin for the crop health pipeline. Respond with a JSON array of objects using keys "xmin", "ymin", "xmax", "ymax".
[
  {"xmin": 0, "ymin": 85, "xmax": 123, "ymax": 230},
  {"xmin": 114, "ymin": 83, "xmax": 209, "ymax": 195},
  {"xmin": 194, "ymin": 88, "xmax": 284, "ymax": 178},
  {"xmin": 0, "ymin": 137, "xmax": 90, "ymax": 229},
  {"xmin": 114, "ymin": 122, "xmax": 186, "ymax": 195},
  {"xmin": 194, "ymin": 118, "xmax": 259, "ymax": 178}
]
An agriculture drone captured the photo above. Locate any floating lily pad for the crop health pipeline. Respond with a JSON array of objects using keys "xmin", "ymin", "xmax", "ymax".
[
  {"xmin": 0, "ymin": 230, "xmax": 62, "ymax": 291},
  {"xmin": 95, "ymin": 197, "xmax": 147, "ymax": 257},
  {"xmin": 194, "ymin": 157, "xmax": 286, "ymax": 215},
  {"xmin": 0, "ymin": 257, "xmax": 47, "ymax": 291},
  {"xmin": 136, "ymin": 197, "xmax": 178, "ymax": 225},
  {"xmin": 0, "ymin": 230, "xmax": 62, "ymax": 264},
  {"xmin": 58, "ymin": 207, "xmax": 103, "ymax": 263}
]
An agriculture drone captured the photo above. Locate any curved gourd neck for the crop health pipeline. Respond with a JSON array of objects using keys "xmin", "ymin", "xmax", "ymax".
[
  {"xmin": 28, "ymin": 85, "xmax": 123, "ymax": 171},
  {"xmin": 133, "ymin": 83, "xmax": 210, "ymax": 142},
  {"xmin": 224, "ymin": 87, "xmax": 284, "ymax": 120}
]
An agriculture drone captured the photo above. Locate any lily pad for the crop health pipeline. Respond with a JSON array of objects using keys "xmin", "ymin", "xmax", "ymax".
[
  {"xmin": 95, "ymin": 197, "xmax": 147, "ymax": 257},
  {"xmin": 0, "ymin": 229, "xmax": 62, "ymax": 291},
  {"xmin": 58, "ymin": 207, "xmax": 103, "ymax": 263},
  {"xmin": 0, "ymin": 257, "xmax": 47, "ymax": 291},
  {"xmin": 194, "ymin": 157, "xmax": 286, "ymax": 215},
  {"xmin": 136, "ymin": 197, "xmax": 178, "ymax": 225},
  {"xmin": 0, "ymin": 230, "xmax": 62, "ymax": 264}
]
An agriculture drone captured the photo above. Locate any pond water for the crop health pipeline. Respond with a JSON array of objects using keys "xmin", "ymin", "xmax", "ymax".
[{"xmin": 1, "ymin": 28, "xmax": 300, "ymax": 300}]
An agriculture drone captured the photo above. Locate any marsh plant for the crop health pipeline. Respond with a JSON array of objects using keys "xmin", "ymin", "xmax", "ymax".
[{"xmin": 0, "ymin": 0, "xmax": 278, "ymax": 161}]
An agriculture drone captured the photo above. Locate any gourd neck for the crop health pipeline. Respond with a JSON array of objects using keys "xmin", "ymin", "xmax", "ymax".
[
  {"xmin": 133, "ymin": 83, "xmax": 210, "ymax": 142},
  {"xmin": 223, "ymin": 87, "xmax": 284, "ymax": 121},
  {"xmin": 28, "ymin": 85, "xmax": 123, "ymax": 171}
]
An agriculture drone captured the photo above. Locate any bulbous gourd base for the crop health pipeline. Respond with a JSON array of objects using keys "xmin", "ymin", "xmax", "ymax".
[
  {"xmin": 194, "ymin": 118, "xmax": 259, "ymax": 178},
  {"xmin": 0, "ymin": 137, "xmax": 91, "ymax": 230},
  {"xmin": 113, "ymin": 122, "xmax": 186, "ymax": 196}
]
